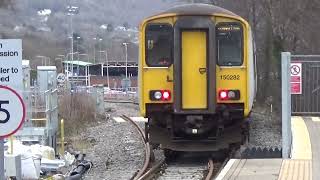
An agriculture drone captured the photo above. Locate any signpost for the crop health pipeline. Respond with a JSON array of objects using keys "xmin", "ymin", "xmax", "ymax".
[
  {"xmin": 0, "ymin": 39, "xmax": 24, "ymax": 179},
  {"xmin": 57, "ymin": 73, "xmax": 66, "ymax": 83},
  {"xmin": 290, "ymin": 63, "xmax": 302, "ymax": 94}
]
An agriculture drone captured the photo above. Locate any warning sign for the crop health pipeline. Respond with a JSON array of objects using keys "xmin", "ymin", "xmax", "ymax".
[
  {"xmin": 0, "ymin": 85, "xmax": 25, "ymax": 137},
  {"xmin": 290, "ymin": 63, "xmax": 302, "ymax": 94},
  {"xmin": 0, "ymin": 39, "xmax": 24, "ymax": 137},
  {"xmin": 0, "ymin": 39, "xmax": 22, "ymax": 91}
]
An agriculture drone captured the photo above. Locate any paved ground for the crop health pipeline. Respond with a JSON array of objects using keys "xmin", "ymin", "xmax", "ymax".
[
  {"xmin": 217, "ymin": 116, "xmax": 316, "ymax": 180},
  {"xmin": 304, "ymin": 117, "xmax": 320, "ymax": 180}
]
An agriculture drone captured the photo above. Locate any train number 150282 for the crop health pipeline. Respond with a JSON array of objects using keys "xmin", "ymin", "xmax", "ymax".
[{"xmin": 220, "ymin": 75, "xmax": 240, "ymax": 80}]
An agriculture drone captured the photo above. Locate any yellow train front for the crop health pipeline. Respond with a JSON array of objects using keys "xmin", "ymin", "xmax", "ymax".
[{"xmin": 139, "ymin": 4, "xmax": 256, "ymax": 152}]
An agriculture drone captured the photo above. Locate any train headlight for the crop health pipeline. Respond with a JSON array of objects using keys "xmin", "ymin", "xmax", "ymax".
[
  {"xmin": 228, "ymin": 91, "xmax": 236, "ymax": 98},
  {"xmin": 218, "ymin": 90, "xmax": 240, "ymax": 100},
  {"xmin": 154, "ymin": 91, "xmax": 162, "ymax": 100}
]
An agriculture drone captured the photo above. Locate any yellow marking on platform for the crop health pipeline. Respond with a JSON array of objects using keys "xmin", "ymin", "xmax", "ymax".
[
  {"xmin": 291, "ymin": 116, "xmax": 312, "ymax": 160},
  {"xmin": 113, "ymin": 117, "xmax": 148, "ymax": 123},
  {"xmin": 278, "ymin": 160, "xmax": 311, "ymax": 180},
  {"xmin": 311, "ymin": 116, "xmax": 320, "ymax": 122}
]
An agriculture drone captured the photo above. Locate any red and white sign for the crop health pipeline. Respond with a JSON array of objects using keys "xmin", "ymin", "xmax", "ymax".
[
  {"xmin": 290, "ymin": 63, "xmax": 302, "ymax": 94},
  {"xmin": 0, "ymin": 39, "xmax": 25, "ymax": 137},
  {"xmin": 0, "ymin": 85, "xmax": 26, "ymax": 138},
  {"xmin": 0, "ymin": 85, "xmax": 25, "ymax": 137}
]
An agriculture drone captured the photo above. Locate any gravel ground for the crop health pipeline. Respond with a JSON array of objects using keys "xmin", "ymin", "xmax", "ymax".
[
  {"xmin": 68, "ymin": 102, "xmax": 281, "ymax": 179},
  {"xmin": 77, "ymin": 102, "xmax": 144, "ymax": 180},
  {"xmin": 248, "ymin": 106, "xmax": 282, "ymax": 148}
]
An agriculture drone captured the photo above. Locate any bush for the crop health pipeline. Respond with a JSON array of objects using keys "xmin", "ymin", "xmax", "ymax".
[{"xmin": 58, "ymin": 93, "xmax": 96, "ymax": 136}]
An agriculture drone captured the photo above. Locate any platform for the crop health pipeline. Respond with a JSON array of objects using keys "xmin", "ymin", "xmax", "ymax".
[{"xmin": 215, "ymin": 116, "xmax": 319, "ymax": 180}]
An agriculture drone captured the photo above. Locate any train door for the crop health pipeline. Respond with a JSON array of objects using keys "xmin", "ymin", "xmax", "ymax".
[
  {"xmin": 181, "ymin": 30, "xmax": 208, "ymax": 109},
  {"xmin": 173, "ymin": 17, "xmax": 216, "ymax": 113}
]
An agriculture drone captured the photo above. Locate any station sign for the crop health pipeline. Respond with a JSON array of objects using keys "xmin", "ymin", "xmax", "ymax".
[
  {"xmin": 290, "ymin": 63, "xmax": 302, "ymax": 94},
  {"xmin": 0, "ymin": 39, "xmax": 25, "ymax": 137}
]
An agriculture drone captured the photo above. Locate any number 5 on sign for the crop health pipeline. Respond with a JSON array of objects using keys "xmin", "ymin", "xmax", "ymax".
[
  {"xmin": 0, "ymin": 85, "xmax": 25, "ymax": 138},
  {"xmin": 0, "ymin": 101, "xmax": 10, "ymax": 123}
]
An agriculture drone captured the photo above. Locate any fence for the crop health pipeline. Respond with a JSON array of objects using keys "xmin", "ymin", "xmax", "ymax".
[
  {"xmin": 15, "ymin": 87, "xmax": 58, "ymax": 148},
  {"xmin": 281, "ymin": 52, "xmax": 320, "ymax": 158},
  {"xmin": 291, "ymin": 55, "xmax": 320, "ymax": 115}
]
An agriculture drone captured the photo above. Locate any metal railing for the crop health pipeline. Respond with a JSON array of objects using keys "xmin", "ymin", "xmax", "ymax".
[
  {"xmin": 291, "ymin": 55, "xmax": 320, "ymax": 115},
  {"xmin": 15, "ymin": 88, "xmax": 58, "ymax": 146}
]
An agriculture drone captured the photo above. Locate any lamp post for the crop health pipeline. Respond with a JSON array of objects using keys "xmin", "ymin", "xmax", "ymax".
[
  {"xmin": 122, "ymin": 42, "xmax": 129, "ymax": 79},
  {"xmin": 99, "ymin": 50, "xmax": 109, "ymax": 88},
  {"xmin": 92, "ymin": 37, "xmax": 97, "ymax": 64},
  {"xmin": 67, "ymin": 5, "xmax": 79, "ymax": 87},
  {"xmin": 76, "ymin": 36, "xmax": 81, "ymax": 77},
  {"xmin": 99, "ymin": 38, "xmax": 103, "ymax": 62}
]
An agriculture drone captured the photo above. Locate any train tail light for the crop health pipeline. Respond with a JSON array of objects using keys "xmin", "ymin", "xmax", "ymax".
[
  {"xmin": 150, "ymin": 90, "xmax": 171, "ymax": 101},
  {"xmin": 218, "ymin": 90, "xmax": 240, "ymax": 100},
  {"xmin": 161, "ymin": 90, "xmax": 171, "ymax": 101}
]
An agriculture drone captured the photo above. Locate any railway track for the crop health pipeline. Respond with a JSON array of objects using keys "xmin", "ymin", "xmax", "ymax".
[{"xmin": 121, "ymin": 115, "xmax": 224, "ymax": 180}]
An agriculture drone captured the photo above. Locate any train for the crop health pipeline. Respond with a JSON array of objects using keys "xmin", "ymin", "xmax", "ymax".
[{"xmin": 138, "ymin": 4, "xmax": 257, "ymax": 156}]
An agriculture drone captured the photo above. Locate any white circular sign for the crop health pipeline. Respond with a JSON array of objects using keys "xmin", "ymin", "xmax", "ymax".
[
  {"xmin": 57, "ymin": 73, "xmax": 66, "ymax": 83},
  {"xmin": 291, "ymin": 65, "xmax": 301, "ymax": 76},
  {"xmin": 0, "ymin": 85, "xmax": 25, "ymax": 137}
]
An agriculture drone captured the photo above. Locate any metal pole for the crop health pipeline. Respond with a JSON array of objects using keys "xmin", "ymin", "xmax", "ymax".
[
  {"xmin": 60, "ymin": 119, "xmax": 65, "ymax": 155},
  {"xmin": 281, "ymin": 52, "xmax": 292, "ymax": 158},
  {"xmin": 85, "ymin": 65, "xmax": 88, "ymax": 86},
  {"xmin": 106, "ymin": 51, "xmax": 110, "ymax": 88},
  {"xmin": 70, "ymin": 15, "xmax": 74, "ymax": 86},
  {"xmin": 125, "ymin": 43, "xmax": 128, "ymax": 79},
  {"xmin": 0, "ymin": 138, "xmax": 4, "ymax": 180},
  {"xmin": 93, "ymin": 40, "xmax": 96, "ymax": 64},
  {"xmin": 99, "ymin": 41, "xmax": 102, "ymax": 62},
  {"xmin": 101, "ymin": 64, "xmax": 104, "ymax": 77}
]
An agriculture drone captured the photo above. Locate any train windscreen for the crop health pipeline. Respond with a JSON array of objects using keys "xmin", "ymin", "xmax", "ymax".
[
  {"xmin": 145, "ymin": 24, "xmax": 173, "ymax": 67},
  {"xmin": 216, "ymin": 23, "xmax": 243, "ymax": 66}
]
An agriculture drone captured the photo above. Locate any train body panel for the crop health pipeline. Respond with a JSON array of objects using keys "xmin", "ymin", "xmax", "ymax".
[{"xmin": 138, "ymin": 4, "xmax": 256, "ymax": 151}]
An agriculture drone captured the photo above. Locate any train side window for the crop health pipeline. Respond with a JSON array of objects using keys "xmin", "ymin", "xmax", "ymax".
[
  {"xmin": 145, "ymin": 24, "xmax": 173, "ymax": 67},
  {"xmin": 216, "ymin": 23, "xmax": 243, "ymax": 66}
]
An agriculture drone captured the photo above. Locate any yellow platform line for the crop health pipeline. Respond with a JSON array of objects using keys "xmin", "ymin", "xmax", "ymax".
[
  {"xmin": 311, "ymin": 116, "xmax": 320, "ymax": 122},
  {"xmin": 278, "ymin": 160, "xmax": 312, "ymax": 180},
  {"xmin": 291, "ymin": 116, "xmax": 312, "ymax": 160}
]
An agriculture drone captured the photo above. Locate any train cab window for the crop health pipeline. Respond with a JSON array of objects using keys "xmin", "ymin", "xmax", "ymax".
[
  {"xmin": 216, "ymin": 23, "xmax": 243, "ymax": 66},
  {"xmin": 145, "ymin": 24, "xmax": 173, "ymax": 67}
]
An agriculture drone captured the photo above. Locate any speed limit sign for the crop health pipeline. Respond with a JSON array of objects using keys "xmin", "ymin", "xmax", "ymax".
[{"xmin": 0, "ymin": 85, "xmax": 25, "ymax": 137}]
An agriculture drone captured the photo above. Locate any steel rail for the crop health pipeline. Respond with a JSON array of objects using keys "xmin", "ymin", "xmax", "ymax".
[
  {"xmin": 121, "ymin": 115, "xmax": 151, "ymax": 180},
  {"xmin": 205, "ymin": 159, "xmax": 215, "ymax": 180},
  {"xmin": 137, "ymin": 159, "xmax": 166, "ymax": 180}
]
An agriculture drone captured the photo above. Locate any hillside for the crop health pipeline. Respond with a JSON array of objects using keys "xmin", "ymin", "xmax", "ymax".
[{"xmin": 0, "ymin": 0, "xmax": 185, "ymax": 66}]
